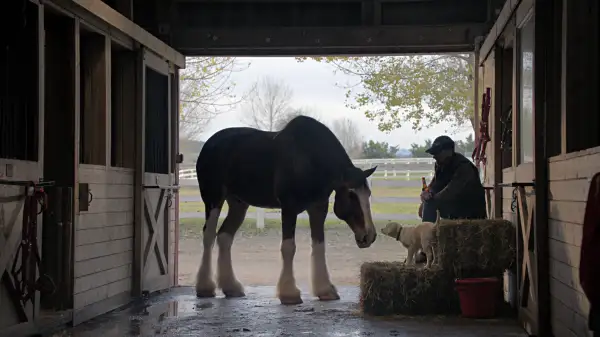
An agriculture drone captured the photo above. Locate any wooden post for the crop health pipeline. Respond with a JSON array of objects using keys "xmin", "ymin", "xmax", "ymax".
[
  {"xmin": 493, "ymin": 46, "xmax": 504, "ymax": 219},
  {"xmin": 256, "ymin": 208, "xmax": 265, "ymax": 229},
  {"xmin": 35, "ymin": 1, "xmax": 45, "ymax": 320},
  {"xmin": 172, "ymin": 68, "xmax": 180, "ymax": 287},
  {"xmin": 533, "ymin": 0, "xmax": 553, "ymax": 335},
  {"xmin": 132, "ymin": 46, "xmax": 146, "ymax": 297},
  {"xmin": 473, "ymin": 40, "xmax": 481, "ymax": 152},
  {"xmin": 73, "ymin": 17, "xmax": 81, "ymax": 314},
  {"xmin": 105, "ymin": 37, "xmax": 112, "ymax": 167}
]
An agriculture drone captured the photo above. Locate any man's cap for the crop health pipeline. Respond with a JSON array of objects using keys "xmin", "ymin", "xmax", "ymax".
[{"xmin": 425, "ymin": 135, "xmax": 455, "ymax": 155}]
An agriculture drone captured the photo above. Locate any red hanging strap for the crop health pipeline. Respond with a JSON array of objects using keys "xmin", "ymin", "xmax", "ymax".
[{"xmin": 472, "ymin": 87, "xmax": 491, "ymax": 171}]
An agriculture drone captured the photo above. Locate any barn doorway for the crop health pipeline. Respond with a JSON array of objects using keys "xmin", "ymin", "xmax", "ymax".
[{"xmin": 39, "ymin": 6, "xmax": 76, "ymax": 322}]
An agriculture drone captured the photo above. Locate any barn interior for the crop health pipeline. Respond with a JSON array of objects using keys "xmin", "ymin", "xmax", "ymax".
[{"xmin": 0, "ymin": 0, "xmax": 598, "ymax": 336}]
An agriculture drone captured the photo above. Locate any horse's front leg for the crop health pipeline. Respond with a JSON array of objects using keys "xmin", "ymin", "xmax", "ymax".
[
  {"xmin": 307, "ymin": 201, "xmax": 340, "ymax": 301},
  {"xmin": 276, "ymin": 209, "xmax": 302, "ymax": 305}
]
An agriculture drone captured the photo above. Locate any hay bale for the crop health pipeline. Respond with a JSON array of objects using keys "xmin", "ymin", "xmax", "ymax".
[
  {"xmin": 435, "ymin": 219, "xmax": 516, "ymax": 279},
  {"xmin": 360, "ymin": 262, "xmax": 460, "ymax": 316}
]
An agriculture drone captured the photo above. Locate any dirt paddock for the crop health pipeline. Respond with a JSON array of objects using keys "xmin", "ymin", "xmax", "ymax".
[{"xmin": 178, "ymin": 227, "xmax": 409, "ymax": 288}]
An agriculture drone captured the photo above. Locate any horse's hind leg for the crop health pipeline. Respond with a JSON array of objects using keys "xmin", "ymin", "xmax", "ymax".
[
  {"xmin": 195, "ymin": 196, "xmax": 224, "ymax": 298},
  {"xmin": 216, "ymin": 197, "xmax": 249, "ymax": 298},
  {"xmin": 307, "ymin": 200, "xmax": 340, "ymax": 301}
]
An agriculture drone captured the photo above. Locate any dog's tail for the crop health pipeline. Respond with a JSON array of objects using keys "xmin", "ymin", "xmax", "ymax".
[{"xmin": 435, "ymin": 209, "xmax": 441, "ymax": 226}]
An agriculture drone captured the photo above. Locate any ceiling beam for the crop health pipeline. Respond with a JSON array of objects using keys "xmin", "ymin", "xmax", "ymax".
[{"xmin": 171, "ymin": 24, "xmax": 489, "ymax": 56}]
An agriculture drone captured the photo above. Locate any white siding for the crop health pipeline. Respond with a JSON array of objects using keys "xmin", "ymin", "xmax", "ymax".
[
  {"xmin": 548, "ymin": 147, "xmax": 600, "ymax": 337},
  {"xmin": 73, "ymin": 165, "xmax": 133, "ymax": 312}
]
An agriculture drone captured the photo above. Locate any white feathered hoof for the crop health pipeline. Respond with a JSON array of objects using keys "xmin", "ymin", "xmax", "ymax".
[
  {"xmin": 316, "ymin": 284, "xmax": 340, "ymax": 301},
  {"xmin": 221, "ymin": 281, "xmax": 246, "ymax": 298},
  {"xmin": 277, "ymin": 285, "xmax": 303, "ymax": 305},
  {"xmin": 195, "ymin": 279, "xmax": 217, "ymax": 298},
  {"xmin": 279, "ymin": 294, "xmax": 303, "ymax": 305}
]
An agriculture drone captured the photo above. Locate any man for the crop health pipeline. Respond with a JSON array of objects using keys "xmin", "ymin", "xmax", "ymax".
[
  {"xmin": 414, "ymin": 135, "xmax": 487, "ymax": 263},
  {"xmin": 419, "ymin": 135, "xmax": 487, "ymax": 222}
]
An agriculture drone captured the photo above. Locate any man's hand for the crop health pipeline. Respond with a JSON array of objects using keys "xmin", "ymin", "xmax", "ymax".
[{"xmin": 420, "ymin": 190, "xmax": 433, "ymax": 202}]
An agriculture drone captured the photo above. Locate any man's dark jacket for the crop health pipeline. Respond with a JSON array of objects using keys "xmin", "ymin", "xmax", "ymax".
[{"xmin": 428, "ymin": 152, "xmax": 487, "ymax": 219}]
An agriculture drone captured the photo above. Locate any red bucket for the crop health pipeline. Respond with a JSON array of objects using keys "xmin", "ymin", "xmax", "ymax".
[{"xmin": 455, "ymin": 277, "xmax": 500, "ymax": 318}]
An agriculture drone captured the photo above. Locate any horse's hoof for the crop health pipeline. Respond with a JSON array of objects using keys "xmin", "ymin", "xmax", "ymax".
[
  {"xmin": 279, "ymin": 296, "xmax": 303, "ymax": 305},
  {"xmin": 223, "ymin": 290, "xmax": 246, "ymax": 298},
  {"xmin": 317, "ymin": 290, "xmax": 340, "ymax": 301},
  {"xmin": 196, "ymin": 290, "xmax": 216, "ymax": 298}
]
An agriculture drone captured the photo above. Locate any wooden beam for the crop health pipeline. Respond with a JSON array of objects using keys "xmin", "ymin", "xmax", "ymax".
[
  {"xmin": 532, "ymin": 1, "xmax": 552, "ymax": 335},
  {"xmin": 171, "ymin": 24, "xmax": 489, "ymax": 56},
  {"xmin": 473, "ymin": 41, "xmax": 481, "ymax": 151},
  {"xmin": 105, "ymin": 36, "xmax": 112, "ymax": 168},
  {"xmin": 46, "ymin": 0, "xmax": 135, "ymax": 50},
  {"xmin": 38, "ymin": 2, "xmax": 45, "ymax": 173},
  {"xmin": 132, "ymin": 47, "xmax": 146, "ymax": 297},
  {"xmin": 171, "ymin": 68, "xmax": 180, "ymax": 287},
  {"xmin": 480, "ymin": 0, "xmax": 521, "ymax": 66},
  {"xmin": 57, "ymin": 0, "xmax": 185, "ymax": 67},
  {"xmin": 493, "ymin": 46, "xmax": 504, "ymax": 218}
]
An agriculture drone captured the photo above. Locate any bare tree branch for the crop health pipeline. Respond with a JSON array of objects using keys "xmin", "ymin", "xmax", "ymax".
[
  {"xmin": 179, "ymin": 57, "xmax": 251, "ymax": 139},
  {"xmin": 240, "ymin": 77, "xmax": 295, "ymax": 131},
  {"xmin": 330, "ymin": 117, "xmax": 363, "ymax": 159}
]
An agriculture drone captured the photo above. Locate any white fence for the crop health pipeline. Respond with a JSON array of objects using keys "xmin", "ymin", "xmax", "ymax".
[
  {"xmin": 179, "ymin": 168, "xmax": 435, "ymax": 180},
  {"xmin": 178, "ymin": 157, "xmax": 475, "ymax": 229},
  {"xmin": 179, "ymin": 157, "xmax": 447, "ymax": 180}
]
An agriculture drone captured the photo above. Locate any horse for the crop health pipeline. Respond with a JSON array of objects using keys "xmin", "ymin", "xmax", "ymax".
[{"xmin": 194, "ymin": 115, "xmax": 377, "ymax": 305}]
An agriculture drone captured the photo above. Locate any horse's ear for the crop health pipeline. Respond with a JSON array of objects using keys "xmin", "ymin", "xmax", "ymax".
[
  {"xmin": 342, "ymin": 167, "xmax": 365, "ymax": 188},
  {"xmin": 363, "ymin": 166, "xmax": 377, "ymax": 178}
]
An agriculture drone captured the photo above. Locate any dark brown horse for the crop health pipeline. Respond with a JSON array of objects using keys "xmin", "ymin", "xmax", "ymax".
[{"xmin": 194, "ymin": 116, "xmax": 377, "ymax": 305}]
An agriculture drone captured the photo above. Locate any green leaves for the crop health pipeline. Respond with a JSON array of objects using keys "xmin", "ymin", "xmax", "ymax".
[
  {"xmin": 362, "ymin": 140, "xmax": 398, "ymax": 159},
  {"xmin": 298, "ymin": 55, "xmax": 475, "ymax": 133}
]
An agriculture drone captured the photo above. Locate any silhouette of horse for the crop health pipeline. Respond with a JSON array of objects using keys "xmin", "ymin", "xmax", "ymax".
[{"xmin": 195, "ymin": 115, "xmax": 377, "ymax": 305}]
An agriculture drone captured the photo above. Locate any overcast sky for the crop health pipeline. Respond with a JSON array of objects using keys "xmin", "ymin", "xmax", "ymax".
[{"xmin": 199, "ymin": 57, "xmax": 473, "ymax": 149}]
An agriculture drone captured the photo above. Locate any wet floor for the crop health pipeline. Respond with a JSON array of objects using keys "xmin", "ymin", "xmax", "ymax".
[{"xmin": 54, "ymin": 286, "xmax": 526, "ymax": 337}]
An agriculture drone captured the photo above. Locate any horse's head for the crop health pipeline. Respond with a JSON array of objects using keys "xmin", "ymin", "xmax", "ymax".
[{"xmin": 334, "ymin": 166, "xmax": 378, "ymax": 248}]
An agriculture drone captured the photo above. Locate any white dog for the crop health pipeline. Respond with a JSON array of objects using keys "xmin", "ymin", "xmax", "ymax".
[{"xmin": 380, "ymin": 211, "xmax": 440, "ymax": 268}]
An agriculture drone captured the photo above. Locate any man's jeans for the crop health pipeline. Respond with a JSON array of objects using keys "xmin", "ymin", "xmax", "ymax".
[{"xmin": 421, "ymin": 200, "xmax": 439, "ymax": 223}]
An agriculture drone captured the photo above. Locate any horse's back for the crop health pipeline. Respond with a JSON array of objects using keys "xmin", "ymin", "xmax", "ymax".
[{"xmin": 196, "ymin": 127, "xmax": 282, "ymax": 206}]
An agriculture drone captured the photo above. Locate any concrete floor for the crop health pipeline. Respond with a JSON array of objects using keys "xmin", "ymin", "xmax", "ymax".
[{"xmin": 55, "ymin": 286, "xmax": 527, "ymax": 337}]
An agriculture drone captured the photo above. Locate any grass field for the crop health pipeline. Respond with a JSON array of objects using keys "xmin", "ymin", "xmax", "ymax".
[
  {"xmin": 179, "ymin": 200, "xmax": 419, "ymax": 214},
  {"xmin": 179, "ymin": 217, "xmax": 422, "ymax": 237}
]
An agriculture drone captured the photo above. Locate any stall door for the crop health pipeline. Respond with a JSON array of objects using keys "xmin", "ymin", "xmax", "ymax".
[{"xmin": 139, "ymin": 50, "xmax": 176, "ymax": 294}]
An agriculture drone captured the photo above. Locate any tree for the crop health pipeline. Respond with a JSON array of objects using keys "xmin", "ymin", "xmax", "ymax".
[
  {"xmin": 331, "ymin": 117, "xmax": 363, "ymax": 158},
  {"xmin": 296, "ymin": 55, "xmax": 475, "ymax": 133},
  {"xmin": 179, "ymin": 57, "xmax": 250, "ymax": 139},
  {"xmin": 409, "ymin": 135, "xmax": 475, "ymax": 157},
  {"xmin": 241, "ymin": 76, "xmax": 294, "ymax": 131},
  {"xmin": 362, "ymin": 140, "xmax": 399, "ymax": 159},
  {"xmin": 455, "ymin": 133, "xmax": 476, "ymax": 154},
  {"xmin": 274, "ymin": 106, "xmax": 323, "ymax": 130},
  {"xmin": 410, "ymin": 139, "xmax": 433, "ymax": 158}
]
